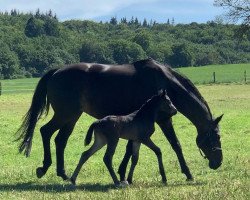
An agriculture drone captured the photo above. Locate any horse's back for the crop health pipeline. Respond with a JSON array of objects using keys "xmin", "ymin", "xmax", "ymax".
[{"xmin": 46, "ymin": 59, "xmax": 171, "ymax": 119}]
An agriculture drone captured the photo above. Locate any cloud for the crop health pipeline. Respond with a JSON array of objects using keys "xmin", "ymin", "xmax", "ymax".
[
  {"xmin": 0, "ymin": 0, "xmax": 158, "ymax": 20},
  {"xmin": 0, "ymin": 0, "xmax": 222, "ymax": 23}
]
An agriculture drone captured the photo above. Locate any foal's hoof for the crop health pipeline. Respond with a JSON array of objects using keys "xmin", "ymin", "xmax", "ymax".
[{"xmin": 36, "ymin": 167, "xmax": 45, "ymax": 179}]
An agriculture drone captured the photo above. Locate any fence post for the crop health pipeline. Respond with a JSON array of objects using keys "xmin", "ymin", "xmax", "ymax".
[
  {"xmin": 213, "ymin": 72, "xmax": 216, "ymax": 83},
  {"xmin": 244, "ymin": 70, "xmax": 247, "ymax": 83},
  {"xmin": 0, "ymin": 82, "xmax": 2, "ymax": 96}
]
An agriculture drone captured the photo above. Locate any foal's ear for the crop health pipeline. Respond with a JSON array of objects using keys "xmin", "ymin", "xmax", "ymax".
[{"xmin": 158, "ymin": 89, "xmax": 164, "ymax": 95}]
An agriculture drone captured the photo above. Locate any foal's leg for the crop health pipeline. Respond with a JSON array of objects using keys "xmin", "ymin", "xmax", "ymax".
[
  {"xmin": 70, "ymin": 133, "xmax": 106, "ymax": 185},
  {"xmin": 127, "ymin": 141, "xmax": 141, "ymax": 184},
  {"xmin": 55, "ymin": 121, "xmax": 78, "ymax": 180},
  {"xmin": 157, "ymin": 119, "xmax": 193, "ymax": 180},
  {"xmin": 36, "ymin": 115, "xmax": 61, "ymax": 178},
  {"xmin": 142, "ymin": 139, "xmax": 167, "ymax": 184},
  {"xmin": 118, "ymin": 140, "xmax": 133, "ymax": 181},
  {"xmin": 103, "ymin": 139, "xmax": 120, "ymax": 186}
]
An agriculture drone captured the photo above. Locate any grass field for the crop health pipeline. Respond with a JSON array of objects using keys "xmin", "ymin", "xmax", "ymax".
[
  {"xmin": 0, "ymin": 63, "xmax": 249, "ymax": 94},
  {"xmin": 177, "ymin": 63, "xmax": 250, "ymax": 84},
  {"xmin": 0, "ymin": 83, "xmax": 249, "ymax": 200}
]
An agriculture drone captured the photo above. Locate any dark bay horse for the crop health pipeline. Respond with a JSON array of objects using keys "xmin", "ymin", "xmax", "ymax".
[
  {"xmin": 70, "ymin": 90, "xmax": 177, "ymax": 186},
  {"xmin": 16, "ymin": 58, "xmax": 223, "ymax": 181}
]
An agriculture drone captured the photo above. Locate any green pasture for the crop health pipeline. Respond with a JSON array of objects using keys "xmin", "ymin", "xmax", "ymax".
[
  {"xmin": 177, "ymin": 63, "xmax": 250, "ymax": 84},
  {"xmin": 0, "ymin": 83, "xmax": 249, "ymax": 199},
  {"xmin": 0, "ymin": 63, "xmax": 249, "ymax": 95}
]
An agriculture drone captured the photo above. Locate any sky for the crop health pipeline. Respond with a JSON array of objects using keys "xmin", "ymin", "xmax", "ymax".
[{"xmin": 0, "ymin": 0, "xmax": 225, "ymax": 24}]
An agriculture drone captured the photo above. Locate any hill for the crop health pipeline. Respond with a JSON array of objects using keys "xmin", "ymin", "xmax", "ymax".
[{"xmin": 0, "ymin": 10, "xmax": 250, "ymax": 79}]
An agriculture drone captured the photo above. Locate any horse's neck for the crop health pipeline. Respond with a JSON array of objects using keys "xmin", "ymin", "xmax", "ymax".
[{"xmin": 167, "ymin": 79, "xmax": 212, "ymax": 130}]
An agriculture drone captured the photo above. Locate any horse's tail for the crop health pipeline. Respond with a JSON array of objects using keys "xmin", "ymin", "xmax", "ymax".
[
  {"xmin": 15, "ymin": 68, "xmax": 58, "ymax": 157},
  {"xmin": 84, "ymin": 122, "xmax": 97, "ymax": 146}
]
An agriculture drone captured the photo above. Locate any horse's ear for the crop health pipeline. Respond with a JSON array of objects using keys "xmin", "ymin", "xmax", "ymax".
[{"xmin": 213, "ymin": 114, "xmax": 223, "ymax": 125}]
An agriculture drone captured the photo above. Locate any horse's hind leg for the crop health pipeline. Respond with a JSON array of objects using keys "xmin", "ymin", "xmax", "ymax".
[
  {"xmin": 55, "ymin": 120, "xmax": 79, "ymax": 180},
  {"xmin": 118, "ymin": 140, "xmax": 133, "ymax": 181},
  {"xmin": 70, "ymin": 132, "xmax": 106, "ymax": 185},
  {"xmin": 127, "ymin": 141, "xmax": 141, "ymax": 184},
  {"xmin": 142, "ymin": 139, "xmax": 167, "ymax": 184},
  {"xmin": 36, "ymin": 115, "xmax": 61, "ymax": 178}
]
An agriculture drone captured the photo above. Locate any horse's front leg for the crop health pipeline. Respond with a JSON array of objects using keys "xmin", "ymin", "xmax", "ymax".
[{"xmin": 157, "ymin": 118, "xmax": 193, "ymax": 181}]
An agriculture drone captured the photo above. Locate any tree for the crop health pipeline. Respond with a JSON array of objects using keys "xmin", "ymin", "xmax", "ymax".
[
  {"xmin": 142, "ymin": 18, "xmax": 148, "ymax": 27},
  {"xmin": 110, "ymin": 17, "xmax": 118, "ymax": 25},
  {"xmin": 0, "ymin": 44, "xmax": 22, "ymax": 79},
  {"xmin": 214, "ymin": 0, "xmax": 250, "ymax": 35},
  {"xmin": 79, "ymin": 41, "xmax": 113, "ymax": 64},
  {"xmin": 133, "ymin": 31, "xmax": 151, "ymax": 51},
  {"xmin": 24, "ymin": 17, "xmax": 44, "ymax": 37},
  {"xmin": 109, "ymin": 40, "xmax": 146, "ymax": 64},
  {"xmin": 44, "ymin": 18, "xmax": 60, "ymax": 36},
  {"xmin": 170, "ymin": 43, "xmax": 194, "ymax": 67}
]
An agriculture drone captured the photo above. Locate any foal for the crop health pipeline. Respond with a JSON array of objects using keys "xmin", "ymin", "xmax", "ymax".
[{"xmin": 70, "ymin": 90, "xmax": 177, "ymax": 186}]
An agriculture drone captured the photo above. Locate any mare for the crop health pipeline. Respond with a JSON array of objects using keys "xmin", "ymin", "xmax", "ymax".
[
  {"xmin": 16, "ymin": 58, "xmax": 223, "ymax": 181},
  {"xmin": 70, "ymin": 90, "xmax": 177, "ymax": 186}
]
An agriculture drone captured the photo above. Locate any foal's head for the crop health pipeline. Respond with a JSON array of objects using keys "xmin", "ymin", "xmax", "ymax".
[{"xmin": 146, "ymin": 90, "xmax": 177, "ymax": 118}]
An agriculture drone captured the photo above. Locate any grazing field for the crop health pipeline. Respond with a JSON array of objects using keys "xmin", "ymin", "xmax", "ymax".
[
  {"xmin": 0, "ymin": 63, "xmax": 249, "ymax": 94},
  {"xmin": 177, "ymin": 63, "xmax": 250, "ymax": 84},
  {"xmin": 0, "ymin": 84, "xmax": 249, "ymax": 200}
]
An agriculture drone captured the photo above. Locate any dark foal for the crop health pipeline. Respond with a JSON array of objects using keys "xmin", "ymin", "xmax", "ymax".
[{"xmin": 70, "ymin": 90, "xmax": 177, "ymax": 186}]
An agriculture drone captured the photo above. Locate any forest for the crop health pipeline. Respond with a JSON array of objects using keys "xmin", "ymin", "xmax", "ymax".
[{"xmin": 0, "ymin": 10, "xmax": 249, "ymax": 79}]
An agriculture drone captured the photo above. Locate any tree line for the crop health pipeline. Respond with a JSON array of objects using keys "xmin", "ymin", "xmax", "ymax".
[{"xmin": 0, "ymin": 10, "xmax": 249, "ymax": 79}]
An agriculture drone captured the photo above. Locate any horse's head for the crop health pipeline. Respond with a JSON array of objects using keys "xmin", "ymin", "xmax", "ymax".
[
  {"xmin": 196, "ymin": 114, "xmax": 223, "ymax": 170},
  {"xmin": 157, "ymin": 90, "xmax": 177, "ymax": 117}
]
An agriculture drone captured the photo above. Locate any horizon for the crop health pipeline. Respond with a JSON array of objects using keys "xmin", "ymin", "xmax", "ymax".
[{"xmin": 0, "ymin": 0, "xmax": 225, "ymax": 24}]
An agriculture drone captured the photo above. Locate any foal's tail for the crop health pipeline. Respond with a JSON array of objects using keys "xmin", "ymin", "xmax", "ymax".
[
  {"xmin": 85, "ymin": 122, "xmax": 97, "ymax": 146},
  {"xmin": 15, "ymin": 68, "xmax": 58, "ymax": 157}
]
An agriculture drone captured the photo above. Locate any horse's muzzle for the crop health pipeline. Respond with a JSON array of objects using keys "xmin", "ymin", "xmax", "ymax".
[{"xmin": 209, "ymin": 160, "xmax": 222, "ymax": 170}]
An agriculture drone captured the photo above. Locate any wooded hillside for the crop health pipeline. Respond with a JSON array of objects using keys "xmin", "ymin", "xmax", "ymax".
[{"xmin": 0, "ymin": 10, "xmax": 249, "ymax": 79}]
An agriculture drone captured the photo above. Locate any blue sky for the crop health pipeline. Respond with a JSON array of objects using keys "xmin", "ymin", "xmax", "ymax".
[{"xmin": 0, "ymin": 0, "xmax": 224, "ymax": 23}]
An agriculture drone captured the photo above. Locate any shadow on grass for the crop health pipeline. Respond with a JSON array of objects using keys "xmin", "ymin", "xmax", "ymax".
[
  {"xmin": 0, "ymin": 180, "xmax": 206, "ymax": 193},
  {"xmin": 0, "ymin": 181, "xmax": 115, "ymax": 193}
]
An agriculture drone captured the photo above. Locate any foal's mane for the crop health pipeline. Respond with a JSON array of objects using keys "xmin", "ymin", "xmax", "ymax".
[
  {"xmin": 168, "ymin": 67, "xmax": 212, "ymax": 118},
  {"xmin": 136, "ymin": 93, "xmax": 160, "ymax": 115}
]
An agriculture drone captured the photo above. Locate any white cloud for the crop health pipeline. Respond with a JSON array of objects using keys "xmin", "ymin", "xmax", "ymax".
[
  {"xmin": 0, "ymin": 0, "xmax": 158, "ymax": 20},
  {"xmin": 0, "ymin": 0, "xmax": 221, "ymax": 23}
]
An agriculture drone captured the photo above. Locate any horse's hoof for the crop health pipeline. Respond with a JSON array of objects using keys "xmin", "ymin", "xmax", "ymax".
[
  {"xmin": 36, "ymin": 167, "xmax": 45, "ymax": 179},
  {"xmin": 186, "ymin": 177, "xmax": 194, "ymax": 182},
  {"xmin": 162, "ymin": 179, "xmax": 167, "ymax": 185},
  {"xmin": 70, "ymin": 178, "xmax": 76, "ymax": 186},
  {"xmin": 127, "ymin": 178, "xmax": 133, "ymax": 185},
  {"xmin": 57, "ymin": 173, "xmax": 69, "ymax": 181}
]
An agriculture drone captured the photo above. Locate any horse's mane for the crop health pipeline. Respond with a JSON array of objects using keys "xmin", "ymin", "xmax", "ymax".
[{"xmin": 168, "ymin": 67, "xmax": 212, "ymax": 118}]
